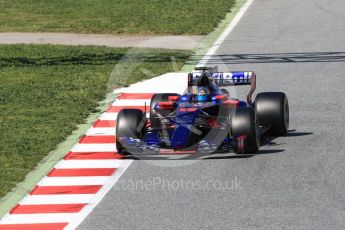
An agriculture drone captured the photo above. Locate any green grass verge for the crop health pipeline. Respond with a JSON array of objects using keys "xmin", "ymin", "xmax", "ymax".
[
  {"xmin": 0, "ymin": 0, "xmax": 234, "ymax": 35},
  {"xmin": 0, "ymin": 44, "xmax": 191, "ymax": 198}
]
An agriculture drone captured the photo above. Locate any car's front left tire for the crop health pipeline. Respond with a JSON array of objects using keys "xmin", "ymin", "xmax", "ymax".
[{"xmin": 230, "ymin": 107, "xmax": 260, "ymax": 154}]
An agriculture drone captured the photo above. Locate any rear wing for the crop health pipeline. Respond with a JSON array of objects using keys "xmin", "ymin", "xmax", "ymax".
[
  {"xmin": 188, "ymin": 71, "xmax": 257, "ymax": 104},
  {"xmin": 211, "ymin": 72, "xmax": 255, "ymax": 86}
]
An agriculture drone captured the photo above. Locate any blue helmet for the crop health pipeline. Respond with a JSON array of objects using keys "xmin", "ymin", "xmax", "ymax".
[{"xmin": 195, "ymin": 87, "xmax": 210, "ymax": 102}]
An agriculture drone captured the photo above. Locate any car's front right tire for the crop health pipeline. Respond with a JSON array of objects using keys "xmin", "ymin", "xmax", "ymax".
[{"xmin": 116, "ymin": 109, "xmax": 146, "ymax": 154}]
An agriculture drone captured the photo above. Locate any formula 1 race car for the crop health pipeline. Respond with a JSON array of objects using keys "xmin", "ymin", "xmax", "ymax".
[{"xmin": 116, "ymin": 66, "xmax": 289, "ymax": 155}]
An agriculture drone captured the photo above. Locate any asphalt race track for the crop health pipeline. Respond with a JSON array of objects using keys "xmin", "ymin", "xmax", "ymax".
[{"xmin": 79, "ymin": 0, "xmax": 345, "ymax": 229}]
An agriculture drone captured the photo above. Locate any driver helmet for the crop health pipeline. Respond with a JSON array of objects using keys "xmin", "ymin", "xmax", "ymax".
[{"xmin": 195, "ymin": 87, "xmax": 210, "ymax": 102}]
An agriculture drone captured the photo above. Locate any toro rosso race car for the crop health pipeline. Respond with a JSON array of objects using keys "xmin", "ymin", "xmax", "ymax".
[{"xmin": 116, "ymin": 66, "xmax": 289, "ymax": 155}]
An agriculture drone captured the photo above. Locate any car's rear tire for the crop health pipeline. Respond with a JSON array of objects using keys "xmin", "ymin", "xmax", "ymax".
[
  {"xmin": 231, "ymin": 107, "xmax": 260, "ymax": 154},
  {"xmin": 255, "ymin": 92, "xmax": 289, "ymax": 136},
  {"xmin": 150, "ymin": 93, "xmax": 180, "ymax": 129},
  {"xmin": 116, "ymin": 109, "xmax": 146, "ymax": 154}
]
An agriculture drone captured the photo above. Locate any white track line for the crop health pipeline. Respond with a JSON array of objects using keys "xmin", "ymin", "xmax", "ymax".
[
  {"xmin": 71, "ymin": 143, "xmax": 116, "ymax": 152},
  {"xmin": 55, "ymin": 160, "xmax": 122, "ymax": 169},
  {"xmin": 198, "ymin": 0, "xmax": 255, "ymax": 66},
  {"xmin": 112, "ymin": 99, "xmax": 150, "ymax": 106},
  {"xmin": 85, "ymin": 128, "xmax": 115, "ymax": 136},
  {"xmin": 99, "ymin": 112, "xmax": 118, "ymax": 120},
  {"xmin": 0, "ymin": 213, "xmax": 80, "ymax": 224},
  {"xmin": 19, "ymin": 194, "xmax": 95, "ymax": 205},
  {"xmin": 38, "ymin": 176, "xmax": 110, "ymax": 186}
]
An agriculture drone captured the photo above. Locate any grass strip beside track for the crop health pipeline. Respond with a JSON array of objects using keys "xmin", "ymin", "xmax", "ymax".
[
  {"xmin": 0, "ymin": 44, "xmax": 191, "ymax": 199},
  {"xmin": 0, "ymin": 0, "xmax": 234, "ymax": 35}
]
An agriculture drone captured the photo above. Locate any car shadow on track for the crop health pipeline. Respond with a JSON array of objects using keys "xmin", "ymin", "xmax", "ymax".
[
  {"xmin": 125, "ymin": 130, "xmax": 313, "ymax": 161},
  {"xmin": 187, "ymin": 52, "xmax": 345, "ymax": 65}
]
